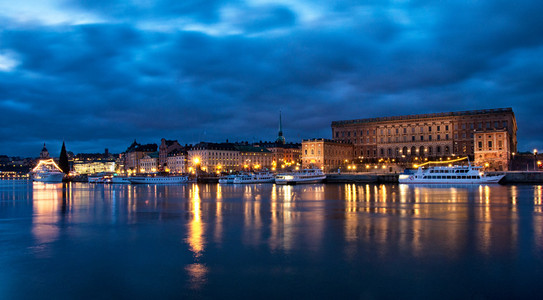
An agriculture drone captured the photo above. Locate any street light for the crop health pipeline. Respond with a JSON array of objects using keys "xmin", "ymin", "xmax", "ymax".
[{"xmin": 534, "ymin": 149, "xmax": 538, "ymax": 171}]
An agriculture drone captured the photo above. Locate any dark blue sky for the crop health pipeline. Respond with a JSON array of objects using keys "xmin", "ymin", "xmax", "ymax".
[{"xmin": 1, "ymin": 1, "xmax": 542, "ymax": 157}]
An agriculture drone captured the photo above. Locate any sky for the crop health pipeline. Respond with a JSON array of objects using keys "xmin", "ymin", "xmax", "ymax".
[{"xmin": 1, "ymin": 0, "xmax": 543, "ymax": 157}]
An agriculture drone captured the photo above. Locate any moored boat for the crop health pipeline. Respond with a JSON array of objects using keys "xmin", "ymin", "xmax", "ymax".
[
  {"xmin": 128, "ymin": 175, "xmax": 188, "ymax": 184},
  {"xmin": 233, "ymin": 172, "xmax": 275, "ymax": 184},
  {"xmin": 31, "ymin": 159, "xmax": 65, "ymax": 183},
  {"xmin": 275, "ymin": 169, "xmax": 326, "ymax": 185},
  {"xmin": 399, "ymin": 161, "xmax": 504, "ymax": 184},
  {"xmin": 111, "ymin": 175, "xmax": 130, "ymax": 184},
  {"xmin": 218, "ymin": 174, "xmax": 236, "ymax": 184}
]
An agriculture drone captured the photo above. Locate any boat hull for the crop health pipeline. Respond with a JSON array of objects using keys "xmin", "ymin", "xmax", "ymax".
[
  {"xmin": 399, "ymin": 174, "xmax": 505, "ymax": 184},
  {"xmin": 32, "ymin": 173, "xmax": 64, "ymax": 183},
  {"xmin": 275, "ymin": 176, "xmax": 326, "ymax": 185},
  {"xmin": 128, "ymin": 176, "xmax": 188, "ymax": 184}
]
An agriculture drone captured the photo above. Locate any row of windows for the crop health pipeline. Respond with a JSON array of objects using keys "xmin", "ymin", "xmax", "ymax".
[
  {"xmin": 422, "ymin": 175, "xmax": 481, "ymax": 180},
  {"xmin": 459, "ymin": 121, "xmax": 507, "ymax": 130},
  {"xmin": 335, "ymin": 120, "xmax": 509, "ymax": 139}
]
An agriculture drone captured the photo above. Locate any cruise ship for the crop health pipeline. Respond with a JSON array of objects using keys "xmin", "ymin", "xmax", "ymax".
[
  {"xmin": 275, "ymin": 169, "xmax": 326, "ymax": 185},
  {"xmin": 31, "ymin": 159, "xmax": 65, "ymax": 183},
  {"xmin": 399, "ymin": 160, "xmax": 504, "ymax": 184},
  {"xmin": 128, "ymin": 175, "xmax": 188, "ymax": 184}
]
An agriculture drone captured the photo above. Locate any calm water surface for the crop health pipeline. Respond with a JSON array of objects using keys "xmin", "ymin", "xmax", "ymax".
[{"xmin": 1, "ymin": 181, "xmax": 543, "ymax": 299}]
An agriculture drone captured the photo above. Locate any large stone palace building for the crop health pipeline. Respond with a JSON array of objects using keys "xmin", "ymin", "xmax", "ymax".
[{"xmin": 331, "ymin": 108, "xmax": 517, "ymax": 163}]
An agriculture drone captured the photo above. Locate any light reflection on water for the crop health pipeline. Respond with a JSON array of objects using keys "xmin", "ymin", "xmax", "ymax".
[{"xmin": 1, "ymin": 181, "xmax": 543, "ymax": 298}]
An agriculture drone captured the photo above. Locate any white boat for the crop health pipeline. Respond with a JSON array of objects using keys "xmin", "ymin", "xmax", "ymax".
[
  {"xmin": 88, "ymin": 173, "xmax": 114, "ymax": 183},
  {"xmin": 31, "ymin": 159, "xmax": 65, "ymax": 183},
  {"xmin": 233, "ymin": 172, "xmax": 275, "ymax": 184},
  {"xmin": 128, "ymin": 175, "xmax": 188, "ymax": 184},
  {"xmin": 111, "ymin": 175, "xmax": 130, "ymax": 184},
  {"xmin": 218, "ymin": 174, "xmax": 236, "ymax": 184},
  {"xmin": 275, "ymin": 169, "xmax": 326, "ymax": 185},
  {"xmin": 399, "ymin": 163, "xmax": 505, "ymax": 184}
]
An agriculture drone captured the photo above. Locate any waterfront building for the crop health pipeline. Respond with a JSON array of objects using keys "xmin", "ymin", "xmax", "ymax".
[
  {"xmin": 302, "ymin": 139, "xmax": 354, "ymax": 171},
  {"xmin": 139, "ymin": 152, "xmax": 159, "ymax": 173},
  {"xmin": 188, "ymin": 142, "xmax": 240, "ymax": 173},
  {"xmin": 166, "ymin": 150, "xmax": 187, "ymax": 173},
  {"xmin": 236, "ymin": 144, "xmax": 273, "ymax": 170},
  {"xmin": 253, "ymin": 112, "xmax": 302, "ymax": 169},
  {"xmin": 72, "ymin": 151, "xmax": 116, "ymax": 174},
  {"xmin": 123, "ymin": 140, "xmax": 157, "ymax": 173},
  {"xmin": 159, "ymin": 138, "xmax": 183, "ymax": 171},
  {"xmin": 474, "ymin": 130, "xmax": 510, "ymax": 171},
  {"xmin": 331, "ymin": 108, "xmax": 517, "ymax": 165}
]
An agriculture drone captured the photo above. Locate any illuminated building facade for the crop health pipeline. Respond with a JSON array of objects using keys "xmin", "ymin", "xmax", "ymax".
[
  {"xmin": 159, "ymin": 138, "xmax": 183, "ymax": 171},
  {"xmin": 73, "ymin": 161, "xmax": 115, "ymax": 174},
  {"xmin": 139, "ymin": 152, "xmax": 159, "ymax": 173},
  {"xmin": 123, "ymin": 140, "xmax": 158, "ymax": 172},
  {"xmin": 331, "ymin": 108, "xmax": 517, "ymax": 162},
  {"xmin": 236, "ymin": 145, "xmax": 273, "ymax": 170},
  {"xmin": 166, "ymin": 151, "xmax": 186, "ymax": 173},
  {"xmin": 302, "ymin": 139, "xmax": 354, "ymax": 171},
  {"xmin": 474, "ymin": 130, "xmax": 510, "ymax": 171},
  {"xmin": 188, "ymin": 142, "xmax": 240, "ymax": 173}
]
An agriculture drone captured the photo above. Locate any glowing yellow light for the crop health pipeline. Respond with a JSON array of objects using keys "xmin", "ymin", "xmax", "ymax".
[
  {"xmin": 485, "ymin": 163, "xmax": 489, "ymax": 167},
  {"xmin": 193, "ymin": 157, "xmax": 200, "ymax": 165}
]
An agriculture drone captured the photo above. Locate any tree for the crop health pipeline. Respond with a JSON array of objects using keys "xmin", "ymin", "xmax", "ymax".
[{"xmin": 59, "ymin": 141, "xmax": 70, "ymax": 174}]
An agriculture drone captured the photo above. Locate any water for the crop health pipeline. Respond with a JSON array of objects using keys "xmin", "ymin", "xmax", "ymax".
[{"xmin": 1, "ymin": 180, "xmax": 543, "ymax": 299}]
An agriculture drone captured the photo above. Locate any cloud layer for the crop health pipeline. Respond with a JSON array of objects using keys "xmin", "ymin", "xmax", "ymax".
[{"xmin": 1, "ymin": 0, "xmax": 543, "ymax": 156}]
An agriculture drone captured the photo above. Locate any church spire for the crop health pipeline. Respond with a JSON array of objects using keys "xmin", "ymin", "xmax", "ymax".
[{"xmin": 275, "ymin": 110, "xmax": 286, "ymax": 145}]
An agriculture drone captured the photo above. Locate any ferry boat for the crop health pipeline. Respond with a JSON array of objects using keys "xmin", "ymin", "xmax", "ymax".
[
  {"xmin": 275, "ymin": 169, "xmax": 326, "ymax": 185},
  {"xmin": 233, "ymin": 172, "xmax": 275, "ymax": 184},
  {"xmin": 128, "ymin": 175, "xmax": 188, "ymax": 184},
  {"xmin": 31, "ymin": 159, "xmax": 65, "ymax": 183},
  {"xmin": 399, "ymin": 160, "xmax": 504, "ymax": 184},
  {"xmin": 111, "ymin": 175, "xmax": 130, "ymax": 184},
  {"xmin": 218, "ymin": 174, "xmax": 236, "ymax": 184}
]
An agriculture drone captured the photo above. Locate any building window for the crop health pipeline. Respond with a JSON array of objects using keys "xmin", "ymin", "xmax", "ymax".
[
  {"xmin": 412, "ymin": 136, "xmax": 415, "ymax": 141},
  {"xmin": 494, "ymin": 121, "xmax": 499, "ymax": 128},
  {"xmin": 445, "ymin": 125, "xmax": 449, "ymax": 131},
  {"xmin": 429, "ymin": 135, "xmax": 432, "ymax": 141},
  {"xmin": 462, "ymin": 124, "xmax": 466, "ymax": 130},
  {"xmin": 488, "ymin": 141, "xmax": 492, "ymax": 148},
  {"xmin": 437, "ymin": 126, "xmax": 441, "ymax": 131},
  {"xmin": 478, "ymin": 141, "xmax": 483, "ymax": 149},
  {"xmin": 403, "ymin": 128, "xmax": 407, "ymax": 134},
  {"xmin": 502, "ymin": 121, "xmax": 507, "ymax": 128},
  {"xmin": 420, "ymin": 136, "xmax": 424, "ymax": 141}
]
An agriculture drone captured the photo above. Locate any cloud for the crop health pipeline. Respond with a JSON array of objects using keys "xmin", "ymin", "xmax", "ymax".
[{"xmin": 1, "ymin": 0, "xmax": 543, "ymax": 156}]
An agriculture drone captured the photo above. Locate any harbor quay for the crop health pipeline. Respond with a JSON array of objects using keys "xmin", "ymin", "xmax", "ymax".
[{"xmin": 2, "ymin": 107, "xmax": 541, "ymax": 182}]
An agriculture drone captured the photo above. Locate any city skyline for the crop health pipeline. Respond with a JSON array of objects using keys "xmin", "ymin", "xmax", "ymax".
[{"xmin": 1, "ymin": 1, "xmax": 543, "ymax": 156}]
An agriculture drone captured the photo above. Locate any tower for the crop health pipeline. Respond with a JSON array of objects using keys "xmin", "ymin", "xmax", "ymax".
[
  {"xmin": 40, "ymin": 143, "xmax": 50, "ymax": 159},
  {"xmin": 275, "ymin": 111, "xmax": 286, "ymax": 145}
]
